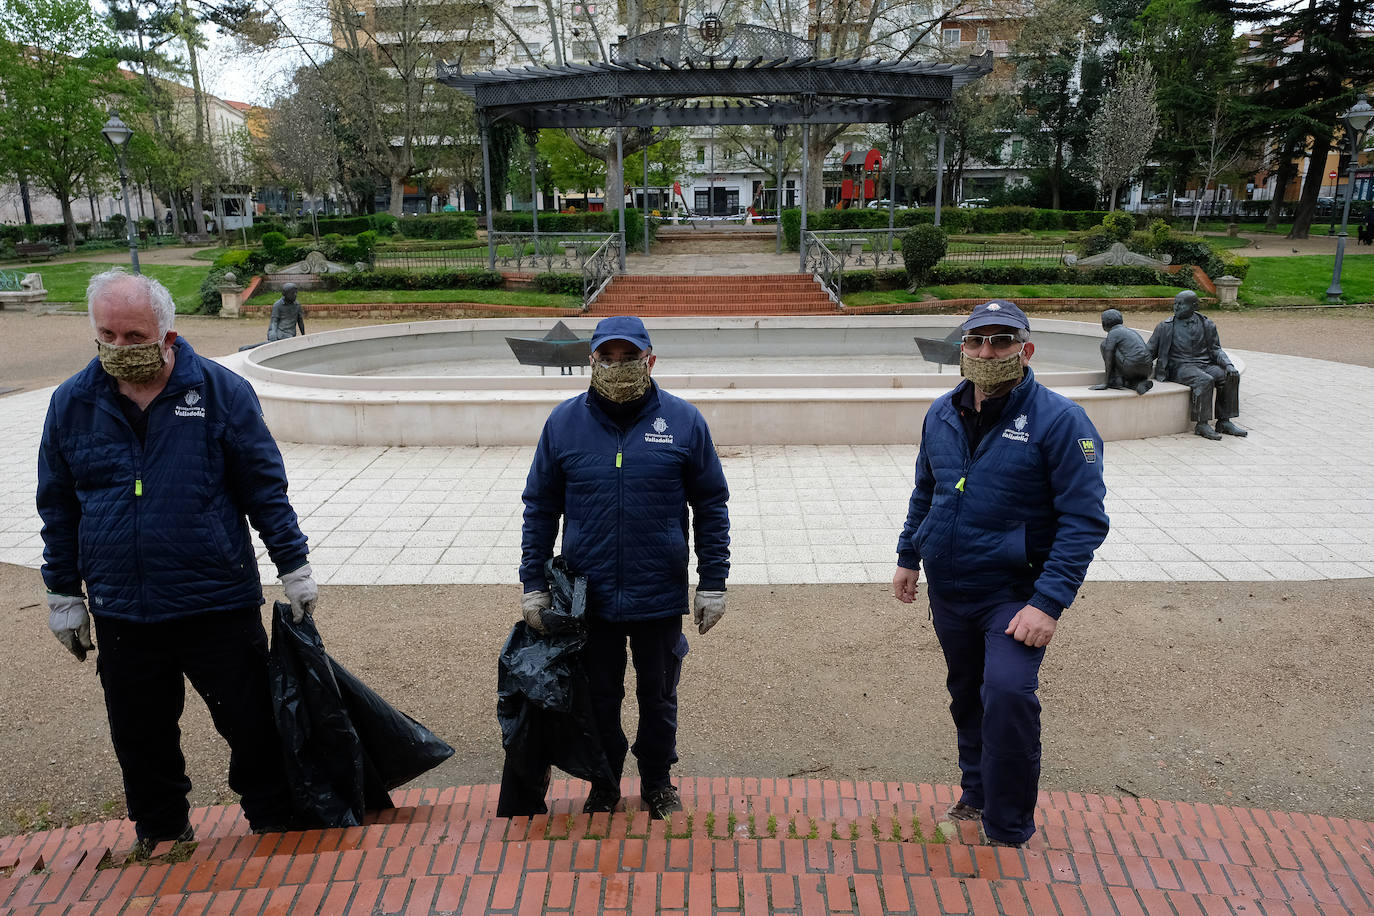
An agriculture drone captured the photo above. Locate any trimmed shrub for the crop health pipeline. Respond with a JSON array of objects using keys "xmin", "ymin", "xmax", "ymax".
[
  {"xmin": 369, "ymin": 213, "xmax": 398, "ymax": 235},
  {"xmin": 394, "ymin": 214, "xmax": 478, "ymax": 240},
  {"xmin": 261, "ymin": 231, "xmax": 289, "ymax": 263},
  {"xmin": 332, "ymin": 268, "xmax": 505, "ymax": 291},
  {"xmin": 928, "ymin": 263, "xmax": 1193, "ymax": 289},
  {"xmin": 533, "ymin": 273, "xmax": 582, "ymax": 295},
  {"xmin": 197, "ymin": 268, "xmax": 231, "ymax": 315},
  {"xmin": 212, "ymin": 248, "xmax": 253, "ymax": 270},
  {"xmin": 1102, "ymin": 211, "xmax": 1135, "ymax": 241},
  {"xmin": 901, "ymin": 225, "xmax": 949, "ymax": 287}
]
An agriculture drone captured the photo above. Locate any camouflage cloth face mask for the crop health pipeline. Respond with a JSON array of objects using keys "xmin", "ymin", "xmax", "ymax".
[
  {"xmin": 96, "ymin": 340, "xmax": 166, "ymax": 383},
  {"xmin": 959, "ymin": 351, "xmax": 1023, "ymax": 391},
  {"xmin": 590, "ymin": 357, "xmax": 651, "ymax": 403}
]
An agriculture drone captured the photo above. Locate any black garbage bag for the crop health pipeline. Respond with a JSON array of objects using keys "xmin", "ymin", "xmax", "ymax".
[
  {"xmin": 496, "ymin": 557, "xmax": 616, "ymax": 816},
  {"xmin": 268, "ymin": 601, "xmax": 455, "ymax": 827}
]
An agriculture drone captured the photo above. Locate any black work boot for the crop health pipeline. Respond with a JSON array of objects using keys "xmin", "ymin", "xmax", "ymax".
[
  {"xmin": 582, "ymin": 783, "xmax": 622, "ymax": 814},
  {"xmin": 1194, "ymin": 422, "xmax": 1222, "ymax": 440},
  {"xmin": 642, "ymin": 784, "xmax": 683, "ymax": 820}
]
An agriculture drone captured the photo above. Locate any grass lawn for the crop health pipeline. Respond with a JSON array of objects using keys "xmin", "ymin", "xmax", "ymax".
[
  {"xmin": 1238, "ymin": 253, "xmax": 1374, "ymax": 307},
  {"xmin": 299, "ymin": 288, "xmax": 579, "ymax": 309},
  {"xmin": 13, "ymin": 262, "xmax": 209, "ymax": 312},
  {"xmin": 845, "ymin": 284, "xmax": 1182, "ymax": 307}
]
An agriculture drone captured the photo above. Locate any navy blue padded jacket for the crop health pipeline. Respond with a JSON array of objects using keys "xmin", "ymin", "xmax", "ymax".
[
  {"xmin": 37, "ymin": 338, "xmax": 309, "ymax": 621},
  {"xmin": 896, "ymin": 368, "xmax": 1109, "ymax": 617},
  {"xmin": 520, "ymin": 382, "xmax": 730, "ymax": 622}
]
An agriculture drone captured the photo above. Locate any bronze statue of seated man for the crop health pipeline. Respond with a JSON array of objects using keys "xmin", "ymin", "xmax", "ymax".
[
  {"xmin": 1088, "ymin": 308, "xmax": 1153, "ymax": 395},
  {"xmin": 1147, "ymin": 291, "xmax": 1247, "ymax": 440}
]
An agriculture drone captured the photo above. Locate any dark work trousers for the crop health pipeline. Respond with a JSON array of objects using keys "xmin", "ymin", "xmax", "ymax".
[
  {"xmin": 581, "ymin": 615, "xmax": 688, "ymax": 795},
  {"xmin": 929, "ymin": 592, "xmax": 1047, "ymax": 845},
  {"xmin": 94, "ymin": 608, "xmax": 293, "ymax": 841},
  {"xmin": 1172, "ymin": 363, "xmax": 1239, "ymax": 423}
]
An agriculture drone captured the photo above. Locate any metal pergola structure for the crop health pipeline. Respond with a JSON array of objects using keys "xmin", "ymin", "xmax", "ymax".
[{"xmin": 437, "ymin": 24, "xmax": 993, "ymax": 272}]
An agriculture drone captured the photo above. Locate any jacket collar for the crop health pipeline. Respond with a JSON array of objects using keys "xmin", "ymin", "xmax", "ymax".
[
  {"xmin": 950, "ymin": 366, "xmax": 1037, "ymax": 413},
  {"xmin": 584, "ymin": 379, "xmax": 662, "ymax": 429}
]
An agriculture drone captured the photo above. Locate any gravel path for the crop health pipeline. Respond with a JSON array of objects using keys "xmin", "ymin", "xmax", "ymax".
[{"xmin": 1, "ymin": 304, "xmax": 1371, "ymax": 836}]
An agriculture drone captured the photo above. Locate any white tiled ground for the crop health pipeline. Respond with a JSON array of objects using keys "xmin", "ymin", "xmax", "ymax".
[{"xmin": 4, "ymin": 348, "xmax": 1372, "ymax": 585}]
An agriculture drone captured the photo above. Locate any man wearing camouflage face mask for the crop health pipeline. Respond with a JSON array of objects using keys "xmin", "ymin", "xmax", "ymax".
[
  {"xmin": 37, "ymin": 268, "xmax": 317, "ymax": 854},
  {"xmin": 518, "ymin": 315, "xmax": 730, "ymax": 820},
  {"xmin": 892, "ymin": 299, "xmax": 1109, "ymax": 849}
]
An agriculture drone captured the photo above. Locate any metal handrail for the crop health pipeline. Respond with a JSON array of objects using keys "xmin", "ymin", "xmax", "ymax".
[
  {"xmin": 803, "ymin": 231, "xmax": 843, "ymax": 306},
  {"xmin": 493, "ymin": 231, "xmax": 620, "ymax": 273},
  {"xmin": 582, "ymin": 234, "xmax": 620, "ymax": 309},
  {"xmin": 806, "ymin": 228, "xmax": 902, "ymax": 269}
]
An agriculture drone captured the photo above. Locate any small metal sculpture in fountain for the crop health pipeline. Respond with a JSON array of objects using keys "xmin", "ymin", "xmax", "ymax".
[
  {"xmin": 505, "ymin": 321, "xmax": 592, "ymax": 376},
  {"xmin": 914, "ymin": 328, "xmax": 964, "ymax": 373}
]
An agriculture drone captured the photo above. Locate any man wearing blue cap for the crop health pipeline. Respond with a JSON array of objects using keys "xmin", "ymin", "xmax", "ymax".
[
  {"xmin": 519, "ymin": 315, "xmax": 731, "ymax": 819},
  {"xmin": 892, "ymin": 299, "xmax": 1109, "ymax": 847}
]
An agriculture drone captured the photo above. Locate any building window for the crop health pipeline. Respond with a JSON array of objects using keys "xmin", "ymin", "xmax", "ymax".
[
  {"xmin": 976, "ymin": 27, "xmax": 990, "ymax": 44},
  {"xmin": 696, "ymin": 147, "xmax": 706, "ymax": 164},
  {"xmin": 942, "ymin": 27, "xmax": 960, "ymax": 44},
  {"xmin": 1011, "ymin": 139, "xmax": 1023, "ymax": 159}
]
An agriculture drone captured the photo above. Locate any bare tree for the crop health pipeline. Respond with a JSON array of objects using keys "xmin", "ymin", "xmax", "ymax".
[
  {"xmin": 1086, "ymin": 58, "xmax": 1159, "ymax": 211},
  {"xmin": 1190, "ymin": 93, "xmax": 1246, "ymax": 232}
]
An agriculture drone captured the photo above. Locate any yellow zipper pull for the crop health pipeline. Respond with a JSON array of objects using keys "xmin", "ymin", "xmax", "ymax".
[
  {"xmin": 955, "ymin": 476, "xmax": 965, "ymax": 492},
  {"xmin": 135, "ymin": 478, "xmax": 143, "ymax": 497},
  {"xmin": 616, "ymin": 450, "xmax": 623, "ymax": 468}
]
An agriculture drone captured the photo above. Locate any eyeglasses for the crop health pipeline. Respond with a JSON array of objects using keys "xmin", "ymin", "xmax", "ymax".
[{"xmin": 961, "ymin": 333, "xmax": 1021, "ymax": 350}]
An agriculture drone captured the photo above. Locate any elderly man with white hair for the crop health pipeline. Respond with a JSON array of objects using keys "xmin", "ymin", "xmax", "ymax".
[{"xmin": 36, "ymin": 268, "xmax": 317, "ymax": 855}]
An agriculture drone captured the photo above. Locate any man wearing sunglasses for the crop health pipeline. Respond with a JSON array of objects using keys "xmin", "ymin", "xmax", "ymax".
[
  {"xmin": 891, "ymin": 299, "xmax": 1109, "ymax": 848},
  {"xmin": 519, "ymin": 315, "xmax": 731, "ymax": 820}
]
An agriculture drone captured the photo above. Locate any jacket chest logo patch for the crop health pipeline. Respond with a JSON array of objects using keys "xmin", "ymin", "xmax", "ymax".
[
  {"xmin": 644, "ymin": 416, "xmax": 673, "ymax": 444},
  {"xmin": 1001, "ymin": 413, "xmax": 1030, "ymax": 443},
  {"xmin": 174, "ymin": 388, "xmax": 206, "ymax": 418}
]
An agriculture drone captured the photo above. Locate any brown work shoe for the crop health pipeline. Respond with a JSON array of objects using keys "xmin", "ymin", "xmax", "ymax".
[{"xmin": 987, "ymin": 837, "xmax": 1025, "ymax": 848}]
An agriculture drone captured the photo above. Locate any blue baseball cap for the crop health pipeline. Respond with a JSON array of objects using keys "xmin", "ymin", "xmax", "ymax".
[
  {"xmin": 590, "ymin": 315, "xmax": 652, "ymax": 353},
  {"xmin": 961, "ymin": 299, "xmax": 1030, "ymax": 332}
]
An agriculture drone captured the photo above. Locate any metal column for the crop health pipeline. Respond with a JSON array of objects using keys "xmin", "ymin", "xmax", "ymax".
[
  {"xmin": 887, "ymin": 123, "xmax": 900, "ymax": 240},
  {"xmin": 480, "ymin": 115, "xmax": 496, "ymax": 269},
  {"xmin": 799, "ymin": 123, "xmax": 809, "ymax": 272},
  {"xmin": 934, "ymin": 127, "xmax": 946, "ymax": 228},
  {"xmin": 773, "ymin": 125, "xmax": 787, "ymax": 254},
  {"xmin": 525, "ymin": 126, "xmax": 540, "ymax": 242},
  {"xmin": 616, "ymin": 125, "xmax": 626, "ymax": 271}
]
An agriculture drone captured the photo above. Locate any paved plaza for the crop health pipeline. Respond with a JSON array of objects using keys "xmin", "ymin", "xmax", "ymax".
[{"xmin": 2, "ymin": 346, "xmax": 1371, "ymax": 587}]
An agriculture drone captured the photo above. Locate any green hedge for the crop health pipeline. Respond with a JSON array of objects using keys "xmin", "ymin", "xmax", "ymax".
[
  {"xmin": 782, "ymin": 206, "xmax": 1111, "ymax": 249},
  {"xmin": 834, "ymin": 268, "xmax": 908, "ymax": 292},
  {"xmin": 928, "ymin": 263, "xmax": 1198, "ymax": 290},
  {"xmin": 533, "ymin": 273, "xmax": 583, "ymax": 295},
  {"xmin": 489, "ymin": 209, "xmax": 659, "ymax": 250},
  {"xmin": 394, "ymin": 214, "xmax": 478, "ymax": 240},
  {"xmin": 331, "ymin": 268, "xmax": 505, "ymax": 290}
]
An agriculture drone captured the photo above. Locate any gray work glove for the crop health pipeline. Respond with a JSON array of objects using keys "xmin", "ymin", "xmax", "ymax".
[
  {"xmin": 693, "ymin": 589, "xmax": 727, "ymax": 635},
  {"xmin": 521, "ymin": 590, "xmax": 551, "ymax": 632},
  {"xmin": 280, "ymin": 563, "xmax": 318, "ymax": 623},
  {"xmin": 48, "ymin": 593, "xmax": 94, "ymax": 661}
]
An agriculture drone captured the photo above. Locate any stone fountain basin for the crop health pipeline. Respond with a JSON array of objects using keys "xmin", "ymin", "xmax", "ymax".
[{"xmin": 220, "ymin": 316, "xmax": 1234, "ymax": 446}]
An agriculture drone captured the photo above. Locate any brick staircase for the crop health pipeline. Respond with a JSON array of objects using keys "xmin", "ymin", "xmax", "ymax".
[
  {"xmin": 589, "ymin": 275, "xmax": 839, "ymax": 317},
  {"xmin": 3, "ymin": 778, "xmax": 1371, "ymax": 915}
]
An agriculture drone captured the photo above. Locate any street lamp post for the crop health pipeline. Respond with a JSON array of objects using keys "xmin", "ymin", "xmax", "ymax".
[
  {"xmin": 1325, "ymin": 94, "xmax": 1373, "ymax": 303},
  {"xmin": 101, "ymin": 111, "xmax": 141, "ymax": 276}
]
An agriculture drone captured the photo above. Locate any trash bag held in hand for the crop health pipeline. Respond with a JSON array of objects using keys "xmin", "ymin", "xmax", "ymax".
[
  {"xmin": 269, "ymin": 601, "xmax": 454, "ymax": 828},
  {"xmin": 496, "ymin": 557, "xmax": 616, "ymax": 816}
]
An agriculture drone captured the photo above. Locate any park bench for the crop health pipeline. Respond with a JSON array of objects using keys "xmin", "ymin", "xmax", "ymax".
[
  {"xmin": 181, "ymin": 232, "xmax": 213, "ymax": 245},
  {"xmin": 15, "ymin": 242, "xmax": 57, "ymax": 261}
]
